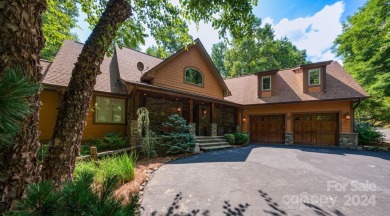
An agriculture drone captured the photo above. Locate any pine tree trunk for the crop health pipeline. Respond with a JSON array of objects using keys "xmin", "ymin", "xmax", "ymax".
[
  {"xmin": 0, "ymin": 0, "xmax": 46, "ymax": 212},
  {"xmin": 40, "ymin": 0, "xmax": 131, "ymax": 184}
]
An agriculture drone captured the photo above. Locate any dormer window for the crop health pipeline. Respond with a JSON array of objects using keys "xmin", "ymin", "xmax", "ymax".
[
  {"xmin": 184, "ymin": 67, "xmax": 203, "ymax": 86},
  {"xmin": 308, "ymin": 68, "xmax": 321, "ymax": 86},
  {"xmin": 262, "ymin": 76, "xmax": 271, "ymax": 90}
]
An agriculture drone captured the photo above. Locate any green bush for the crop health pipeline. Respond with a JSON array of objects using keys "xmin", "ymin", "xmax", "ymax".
[
  {"xmin": 234, "ymin": 132, "xmax": 249, "ymax": 145},
  {"xmin": 92, "ymin": 133, "xmax": 127, "ymax": 151},
  {"xmin": 224, "ymin": 134, "xmax": 235, "ymax": 145},
  {"xmin": 8, "ymin": 173, "xmax": 139, "ymax": 216},
  {"xmin": 74, "ymin": 153, "xmax": 137, "ymax": 185},
  {"xmin": 356, "ymin": 122, "xmax": 383, "ymax": 145},
  {"xmin": 157, "ymin": 115, "xmax": 195, "ymax": 155}
]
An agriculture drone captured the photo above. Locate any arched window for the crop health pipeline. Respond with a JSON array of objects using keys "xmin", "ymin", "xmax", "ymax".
[{"xmin": 184, "ymin": 67, "xmax": 203, "ymax": 86}]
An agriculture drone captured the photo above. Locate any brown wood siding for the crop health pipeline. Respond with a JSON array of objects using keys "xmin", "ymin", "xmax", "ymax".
[
  {"xmin": 261, "ymin": 91, "xmax": 272, "ymax": 97},
  {"xmin": 39, "ymin": 90, "xmax": 127, "ymax": 142},
  {"xmin": 152, "ymin": 46, "xmax": 224, "ymax": 99},
  {"xmin": 242, "ymin": 100, "xmax": 352, "ymax": 134},
  {"xmin": 308, "ymin": 86, "xmax": 321, "ymax": 93},
  {"xmin": 39, "ymin": 90, "xmax": 59, "ymax": 141}
]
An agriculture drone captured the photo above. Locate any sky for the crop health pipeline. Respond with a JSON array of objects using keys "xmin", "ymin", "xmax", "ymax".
[{"xmin": 72, "ymin": 0, "xmax": 367, "ymax": 63}]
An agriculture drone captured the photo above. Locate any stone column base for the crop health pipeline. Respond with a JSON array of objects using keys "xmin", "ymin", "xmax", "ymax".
[
  {"xmin": 339, "ymin": 133, "xmax": 358, "ymax": 149},
  {"xmin": 236, "ymin": 125, "xmax": 242, "ymax": 133},
  {"xmin": 189, "ymin": 123, "xmax": 196, "ymax": 137},
  {"xmin": 208, "ymin": 123, "xmax": 217, "ymax": 136},
  {"xmin": 285, "ymin": 132, "xmax": 293, "ymax": 145}
]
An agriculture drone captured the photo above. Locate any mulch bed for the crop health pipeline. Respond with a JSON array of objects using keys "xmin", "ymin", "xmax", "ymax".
[{"xmin": 114, "ymin": 152, "xmax": 198, "ymax": 204}]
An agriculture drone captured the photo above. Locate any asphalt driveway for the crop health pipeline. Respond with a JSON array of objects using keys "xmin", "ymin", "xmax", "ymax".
[{"xmin": 141, "ymin": 145, "xmax": 390, "ymax": 216}]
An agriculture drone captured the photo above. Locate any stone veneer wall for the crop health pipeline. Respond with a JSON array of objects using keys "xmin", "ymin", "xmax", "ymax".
[
  {"xmin": 145, "ymin": 97, "xmax": 184, "ymax": 131},
  {"xmin": 130, "ymin": 120, "xmax": 142, "ymax": 147},
  {"xmin": 189, "ymin": 123, "xmax": 196, "ymax": 136},
  {"xmin": 208, "ymin": 123, "xmax": 217, "ymax": 136},
  {"xmin": 285, "ymin": 132, "xmax": 293, "ymax": 145},
  {"xmin": 339, "ymin": 133, "xmax": 358, "ymax": 149}
]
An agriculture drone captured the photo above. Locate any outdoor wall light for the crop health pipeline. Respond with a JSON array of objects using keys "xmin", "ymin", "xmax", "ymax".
[
  {"xmin": 202, "ymin": 109, "xmax": 207, "ymax": 114},
  {"xmin": 344, "ymin": 112, "xmax": 350, "ymax": 120},
  {"xmin": 177, "ymin": 106, "xmax": 182, "ymax": 112},
  {"xmin": 243, "ymin": 117, "xmax": 246, "ymax": 122}
]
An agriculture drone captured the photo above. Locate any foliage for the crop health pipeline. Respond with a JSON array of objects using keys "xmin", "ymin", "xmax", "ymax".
[
  {"xmin": 224, "ymin": 134, "xmax": 235, "ymax": 145},
  {"xmin": 74, "ymin": 153, "xmax": 137, "ymax": 185},
  {"xmin": 0, "ymin": 67, "xmax": 40, "ymax": 148},
  {"xmin": 8, "ymin": 173, "xmax": 139, "ymax": 216},
  {"xmin": 157, "ymin": 115, "xmax": 195, "ymax": 155},
  {"xmin": 146, "ymin": 22, "xmax": 193, "ymax": 59},
  {"xmin": 211, "ymin": 17, "xmax": 308, "ymax": 77},
  {"xmin": 211, "ymin": 42, "xmax": 228, "ymax": 77},
  {"xmin": 355, "ymin": 98, "xmax": 390, "ymax": 126},
  {"xmin": 79, "ymin": 0, "xmax": 258, "ymax": 56},
  {"xmin": 333, "ymin": 0, "xmax": 390, "ymax": 125},
  {"xmin": 355, "ymin": 122, "xmax": 384, "ymax": 145},
  {"xmin": 234, "ymin": 132, "xmax": 249, "ymax": 145},
  {"xmin": 41, "ymin": 0, "xmax": 79, "ymax": 60},
  {"xmin": 92, "ymin": 133, "xmax": 127, "ymax": 151},
  {"xmin": 137, "ymin": 107, "xmax": 157, "ymax": 158}
]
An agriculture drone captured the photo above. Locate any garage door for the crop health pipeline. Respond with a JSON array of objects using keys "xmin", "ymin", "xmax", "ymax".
[
  {"xmin": 250, "ymin": 115, "xmax": 285, "ymax": 143},
  {"xmin": 293, "ymin": 113, "xmax": 338, "ymax": 146}
]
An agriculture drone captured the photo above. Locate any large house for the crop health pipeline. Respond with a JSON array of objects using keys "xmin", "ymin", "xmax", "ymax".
[{"xmin": 39, "ymin": 39, "xmax": 368, "ymax": 148}]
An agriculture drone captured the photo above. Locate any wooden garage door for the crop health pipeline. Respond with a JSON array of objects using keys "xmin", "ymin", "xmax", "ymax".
[
  {"xmin": 293, "ymin": 113, "xmax": 338, "ymax": 146},
  {"xmin": 250, "ymin": 115, "xmax": 285, "ymax": 143}
]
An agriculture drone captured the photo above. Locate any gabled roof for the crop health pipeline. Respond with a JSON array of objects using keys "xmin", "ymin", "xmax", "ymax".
[
  {"xmin": 140, "ymin": 39, "xmax": 231, "ymax": 96},
  {"xmin": 115, "ymin": 45, "xmax": 163, "ymax": 83},
  {"xmin": 224, "ymin": 61, "xmax": 369, "ymax": 105},
  {"xmin": 42, "ymin": 40, "xmax": 130, "ymax": 95}
]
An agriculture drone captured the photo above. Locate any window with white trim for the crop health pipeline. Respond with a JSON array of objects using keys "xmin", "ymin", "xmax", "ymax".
[
  {"xmin": 95, "ymin": 96, "xmax": 125, "ymax": 123},
  {"xmin": 262, "ymin": 76, "xmax": 271, "ymax": 90},
  {"xmin": 308, "ymin": 68, "xmax": 321, "ymax": 86}
]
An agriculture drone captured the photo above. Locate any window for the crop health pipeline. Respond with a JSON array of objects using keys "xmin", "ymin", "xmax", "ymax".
[
  {"xmin": 95, "ymin": 96, "xmax": 125, "ymax": 123},
  {"xmin": 262, "ymin": 76, "xmax": 271, "ymax": 90},
  {"xmin": 308, "ymin": 68, "xmax": 321, "ymax": 86},
  {"xmin": 184, "ymin": 68, "xmax": 203, "ymax": 86}
]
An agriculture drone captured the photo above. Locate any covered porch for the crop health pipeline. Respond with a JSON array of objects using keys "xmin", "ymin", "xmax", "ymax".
[{"xmin": 127, "ymin": 86, "xmax": 242, "ymax": 140}]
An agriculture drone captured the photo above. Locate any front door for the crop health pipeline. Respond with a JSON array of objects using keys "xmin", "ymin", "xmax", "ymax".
[{"xmin": 196, "ymin": 105, "xmax": 210, "ymax": 136}]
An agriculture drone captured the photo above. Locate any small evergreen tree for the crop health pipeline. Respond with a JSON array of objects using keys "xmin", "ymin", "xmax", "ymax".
[{"xmin": 158, "ymin": 115, "xmax": 195, "ymax": 155}]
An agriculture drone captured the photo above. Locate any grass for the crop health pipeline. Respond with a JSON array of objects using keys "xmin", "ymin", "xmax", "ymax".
[{"xmin": 75, "ymin": 153, "xmax": 137, "ymax": 185}]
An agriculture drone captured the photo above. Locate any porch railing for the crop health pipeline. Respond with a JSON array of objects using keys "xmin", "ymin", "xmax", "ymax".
[{"xmin": 217, "ymin": 124, "xmax": 237, "ymax": 136}]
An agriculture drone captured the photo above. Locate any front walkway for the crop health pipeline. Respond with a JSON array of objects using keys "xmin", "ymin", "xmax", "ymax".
[{"xmin": 141, "ymin": 144, "xmax": 390, "ymax": 216}]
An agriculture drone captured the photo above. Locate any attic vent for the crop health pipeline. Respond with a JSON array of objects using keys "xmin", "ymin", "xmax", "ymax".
[{"xmin": 137, "ymin": 62, "xmax": 144, "ymax": 71}]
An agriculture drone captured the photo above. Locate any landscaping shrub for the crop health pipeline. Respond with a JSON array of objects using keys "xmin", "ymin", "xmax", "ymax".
[
  {"xmin": 234, "ymin": 132, "xmax": 249, "ymax": 145},
  {"xmin": 92, "ymin": 133, "xmax": 127, "ymax": 151},
  {"xmin": 224, "ymin": 134, "xmax": 235, "ymax": 145},
  {"xmin": 8, "ymin": 173, "xmax": 139, "ymax": 216},
  {"xmin": 355, "ymin": 122, "xmax": 383, "ymax": 145},
  {"xmin": 157, "ymin": 115, "xmax": 195, "ymax": 155},
  {"xmin": 74, "ymin": 153, "xmax": 137, "ymax": 185}
]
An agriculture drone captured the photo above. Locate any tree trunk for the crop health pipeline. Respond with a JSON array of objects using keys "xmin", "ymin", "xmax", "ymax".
[
  {"xmin": 0, "ymin": 0, "xmax": 46, "ymax": 212},
  {"xmin": 41, "ymin": 0, "xmax": 131, "ymax": 184}
]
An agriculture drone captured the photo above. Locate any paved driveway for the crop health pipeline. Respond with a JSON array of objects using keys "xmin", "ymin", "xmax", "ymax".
[{"xmin": 141, "ymin": 145, "xmax": 390, "ymax": 216}]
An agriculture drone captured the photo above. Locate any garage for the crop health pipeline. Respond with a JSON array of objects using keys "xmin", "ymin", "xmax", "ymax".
[
  {"xmin": 250, "ymin": 115, "xmax": 285, "ymax": 143},
  {"xmin": 293, "ymin": 113, "xmax": 339, "ymax": 146}
]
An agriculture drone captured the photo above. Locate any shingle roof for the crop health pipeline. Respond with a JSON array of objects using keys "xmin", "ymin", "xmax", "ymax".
[
  {"xmin": 224, "ymin": 61, "xmax": 369, "ymax": 105},
  {"xmin": 115, "ymin": 45, "xmax": 163, "ymax": 83},
  {"xmin": 42, "ymin": 40, "xmax": 147, "ymax": 95}
]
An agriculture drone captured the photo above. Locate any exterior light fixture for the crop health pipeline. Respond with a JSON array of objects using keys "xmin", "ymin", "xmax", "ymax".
[
  {"xmin": 177, "ymin": 106, "xmax": 182, "ymax": 112},
  {"xmin": 202, "ymin": 109, "xmax": 207, "ymax": 114},
  {"xmin": 344, "ymin": 112, "xmax": 350, "ymax": 120},
  {"xmin": 243, "ymin": 117, "xmax": 246, "ymax": 122}
]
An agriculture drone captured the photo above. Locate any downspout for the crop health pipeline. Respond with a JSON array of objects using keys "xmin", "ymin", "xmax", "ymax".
[{"xmin": 352, "ymin": 99, "xmax": 362, "ymax": 132}]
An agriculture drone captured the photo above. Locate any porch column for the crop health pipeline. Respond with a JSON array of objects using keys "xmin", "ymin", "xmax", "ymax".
[
  {"xmin": 209, "ymin": 102, "xmax": 215, "ymax": 123},
  {"xmin": 188, "ymin": 99, "xmax": 193, "ymax": 123}
]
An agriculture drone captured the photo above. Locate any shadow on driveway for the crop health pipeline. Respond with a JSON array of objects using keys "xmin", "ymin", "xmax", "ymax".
[{"xmin": 169, "ymin": 144, "xmax": 390, "ymax": 165}]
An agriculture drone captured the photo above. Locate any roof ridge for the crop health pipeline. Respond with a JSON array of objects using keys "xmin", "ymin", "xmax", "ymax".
[
  {"xmin": 224, "ymin": 74, "xmax": 256, "ymax": 80},
  {"xmin": 117, "ymin": 45, "xmax": 164, "ymax": 61}
]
